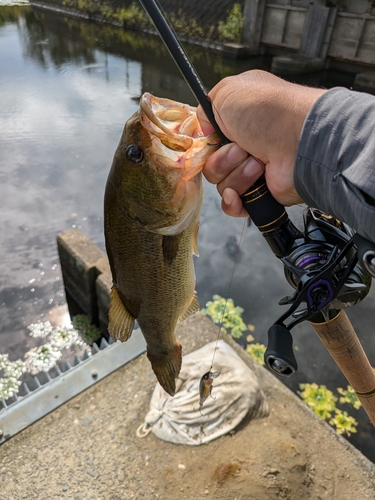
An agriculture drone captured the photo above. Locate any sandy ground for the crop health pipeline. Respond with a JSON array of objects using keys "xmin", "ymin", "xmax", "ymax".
[{"xmin": 0, "ymin": 313, "xmax": 374, "ymax": 499}]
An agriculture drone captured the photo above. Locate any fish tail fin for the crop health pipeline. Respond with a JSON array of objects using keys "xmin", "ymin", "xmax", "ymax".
[
  {"xmin": 147, "ymin": 343, "xmax": 182, "ymax": 396},
  {"xmin": 108, "ymin": 287, "xmax": 135, "ymax": 342}
]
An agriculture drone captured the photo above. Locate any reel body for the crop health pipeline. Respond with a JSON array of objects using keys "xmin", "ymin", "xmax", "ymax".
[{"xmin": 265, "ymin": 208, "xmax": 371, "ymax": 376}]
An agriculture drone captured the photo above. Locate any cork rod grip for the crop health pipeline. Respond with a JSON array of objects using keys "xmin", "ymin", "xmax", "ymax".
[{"xmin": 311, "ymin": 311, "xmax": 375, "ymax": 426}]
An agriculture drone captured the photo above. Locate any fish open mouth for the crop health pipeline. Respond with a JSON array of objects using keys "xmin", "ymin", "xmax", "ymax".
[{"xmin": 139, "ymin": 93, "xmax": 217, "ymax": 181}]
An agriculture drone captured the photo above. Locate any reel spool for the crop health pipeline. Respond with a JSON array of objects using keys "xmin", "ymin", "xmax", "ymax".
[{"xmin": 283, "ymin": 210, "xmax": 371, "ymax": 311}]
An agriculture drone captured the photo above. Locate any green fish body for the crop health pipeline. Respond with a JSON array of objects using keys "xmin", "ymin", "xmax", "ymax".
[{"xmin": 104, "ymin": 93, "xmax": 218, "ymax": 396}]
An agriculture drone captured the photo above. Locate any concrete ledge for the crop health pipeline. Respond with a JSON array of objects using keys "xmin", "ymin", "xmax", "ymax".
[
  {"xmin": 353, "ymin": 72, "xmax": 375, "ymax": 93},
  {"xmin": 0, "ymin": 231, "xmax": 374, "ymax": 498},
  {"xmin": 215, "ymin": 43, "xmax": 259, "ymax": 59},
  {"xmin": 271, "ymin": 55, "xmax": 325, "ymax": 76}
]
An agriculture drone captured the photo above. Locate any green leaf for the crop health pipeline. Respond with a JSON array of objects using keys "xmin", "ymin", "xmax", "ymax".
[
  {"xmin": 246, "ymin": 343, "xmax": 266, "ymax": 365},
  {"xmin": 337, "ymin": 385, "xmax": 362, "ymax": 410},
  {"xmin": 202, "ymin": 295, "xmax": 247, "ymax": 339},
  {"xmin": 299, "ymin": 383, "xmax": 337, "ymax": 420},
  {"xmin": 329, "ymin": 409, "xmax": 358, "ymax": 436}
]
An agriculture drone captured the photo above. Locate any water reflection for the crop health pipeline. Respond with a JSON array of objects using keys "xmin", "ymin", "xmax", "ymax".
[{"xmin": 0, "ymin": 5, "xmax": 374, "ymax": 461}]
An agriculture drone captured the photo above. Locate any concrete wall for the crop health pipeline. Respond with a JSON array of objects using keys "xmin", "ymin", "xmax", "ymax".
[
  {"xmin": 57, "ymin": 229, "xmax": 112, "ymax": 335},
  {"xmin": 328, "ymin": 11, "xmax": 375, "ymax": 65},
  {"xmin": 244, "ymin": 0, "xmax": 375, "ymax": 69},
  {"xmin": 261, "ymin": 4, "xmax": 305, "ymax": 50}
]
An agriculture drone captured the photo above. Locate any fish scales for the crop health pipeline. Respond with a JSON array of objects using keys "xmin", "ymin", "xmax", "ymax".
[{"xmin": 104, "ymin": 93, "xmax": 218, "ymax": 396}]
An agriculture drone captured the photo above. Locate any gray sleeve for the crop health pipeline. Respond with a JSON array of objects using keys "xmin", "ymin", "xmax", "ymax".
[{"xmin": 294, "ymin": 87, "xmax": 375, "ymax": 242}]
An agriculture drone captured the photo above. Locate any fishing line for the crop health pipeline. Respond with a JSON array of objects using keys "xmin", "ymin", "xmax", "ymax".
[{"xmin": 209, "ymin": 216, "xmax": 247, "ymax": 371}]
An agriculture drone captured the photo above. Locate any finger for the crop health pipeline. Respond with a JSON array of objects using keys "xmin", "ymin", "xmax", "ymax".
[
  {"xmin": 216, "ymin": 155, "xmax": 264, "ymax": 197},
  {"xmin": 203, "ymin": 143, "xmax": 249, "ymax": 184},
  {"xmin": 221, "ymin": 188, "xmax": 248, "ymax": 218},
  {"xmin": 196, "ymin": 105, "xmax": 216, "ymax": 136}
]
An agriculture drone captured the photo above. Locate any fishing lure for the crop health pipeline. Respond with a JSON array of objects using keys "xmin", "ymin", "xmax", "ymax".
[{"xmin": 198, "ymin": 370, "xmax": 220, "ymax": 413}]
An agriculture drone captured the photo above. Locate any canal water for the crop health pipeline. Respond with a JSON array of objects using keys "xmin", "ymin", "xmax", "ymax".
[{"xmin": 0, "ymin": 4, "xmax": 374, "ymax": 460}]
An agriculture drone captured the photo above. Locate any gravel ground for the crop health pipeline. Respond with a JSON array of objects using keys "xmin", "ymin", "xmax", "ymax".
[{"xmin": 0, "ymin": 313, "xmax": 374, "ymax": 499}]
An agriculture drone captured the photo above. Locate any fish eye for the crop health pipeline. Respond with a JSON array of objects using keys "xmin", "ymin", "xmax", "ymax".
[{"xmin": 125, "ymin": 144, "xmax": 144, "ymax": 164}]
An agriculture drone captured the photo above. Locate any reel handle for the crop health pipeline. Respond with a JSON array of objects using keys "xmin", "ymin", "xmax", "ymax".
[
  {"xmin": 353, "ymin": 233, "xmax": 375, "ymax": 278},
  {"xmin": 264, "ymin": 324, "xmax": 298, "ymax": 377}
]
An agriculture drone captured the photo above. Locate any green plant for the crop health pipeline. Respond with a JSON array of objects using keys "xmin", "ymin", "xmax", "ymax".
[
  {"xmin": 218, "ymin": 3, "xmax": 244, "ymax": 43},
  {"xmin": 329, "ymin": 410, "xmax": 358, "ymax": 436},
  {"xmin": 299, "ymin": 383, "xmax": 338, "ymax": 420},
  {"xmin": 169, "ymin": 9, "xmax": 204, "ymax": 40},
  {"xmin": 202, "ymin": 294, "xmax": 267, "ymax": 360},
  {"xmin": 299, "ymin": 382, "xmax": 361, "ymax": 436},
  {"xmin": 337, "ymin": 385, "xmax": 362, "ymax": 410},
  {"xmin": 246, "ymin": 343, "xmax": 266, "ymax": 366},
  {"xmin": 115, "ymin": 4, "xmax": 150, "ymax": 29},
  {"xmin": 201, "ymin": 294, "xmax": 247, "ymax": 339},
  {"xmin": 72, "ymin": 314, "xmax": 101, "ymax": 344}
]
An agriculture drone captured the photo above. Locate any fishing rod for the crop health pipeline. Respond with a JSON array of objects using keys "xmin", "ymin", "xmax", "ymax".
[{"xmin": 139, "ymin": 0, "xmax": 375, "ymax": 425}]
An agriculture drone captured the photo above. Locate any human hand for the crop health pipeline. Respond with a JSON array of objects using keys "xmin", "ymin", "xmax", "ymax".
[{"xmin": 197, "ymin": 70, "xmax": 326, "ymax": 217}]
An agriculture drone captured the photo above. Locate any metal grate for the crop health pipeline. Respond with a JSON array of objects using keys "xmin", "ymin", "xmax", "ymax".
[{"xmin": 0, "ymin": 329, "xmax": 146, "ymax": 444}]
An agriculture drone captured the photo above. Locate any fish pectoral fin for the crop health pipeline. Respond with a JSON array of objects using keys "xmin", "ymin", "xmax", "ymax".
[
  {"xmin": 162, "ymin": 233, "xmax": 182, "ymax": 266},
  {"xmin": 178, "ymin": 293, "xmax": 200, "ymax": 322},
  {"xmin": 108, "ymin": 287, "xmax": 135, "ymax": 342},
  {"xmin": 192, "ymin": 222, "xmax": 199, "ymax": 257}
]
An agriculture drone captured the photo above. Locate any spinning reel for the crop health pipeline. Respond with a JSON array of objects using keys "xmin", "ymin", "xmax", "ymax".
[{"xmin": 241, "ymin": 178, "xmax": 372, "ymax": 378}]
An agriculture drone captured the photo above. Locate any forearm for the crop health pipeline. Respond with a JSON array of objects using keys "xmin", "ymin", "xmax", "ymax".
[{"xmin": 295, "ymin": 87, "xmax": 375, "ymax": 242}]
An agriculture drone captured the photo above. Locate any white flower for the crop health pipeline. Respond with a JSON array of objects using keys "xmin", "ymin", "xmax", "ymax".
[
  {"xmin": 0, "ymin": 353, "xmax": 9, "ymax": 371},
  {"xmin": 3, "ymin": 359, "xmax": 27, "ymax": 379},
  {"xmin": 24, "ymin": 344, "xmax": 62, "ymax": 375},
  {"xmin": 27, "ymin": 321, "xmax": 53, "ymax": 339},
  {"xmin": 0, "ymin": 377, "xmax": 22, "ymax": 400},
  {"xmin": 50, "ymin": 325, "xmax": 79, "ymax": 349}
]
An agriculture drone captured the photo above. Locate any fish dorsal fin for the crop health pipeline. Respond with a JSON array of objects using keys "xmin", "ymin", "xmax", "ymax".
[
  {"xmin": 179, "ymin": 293, "xmax": 200, "ymax": 322},
  {"xmin": 162, "ymin": 234, "xmax": 181, "ymax": 266},
  {"xmin": 108, "ymin": 287, "xmax": 135, "ymax": 342}
]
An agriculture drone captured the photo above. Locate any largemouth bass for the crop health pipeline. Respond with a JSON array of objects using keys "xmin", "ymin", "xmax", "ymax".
[{"xmin": 104, "ymin": 93, "xmax": 218, "ymax": 396}]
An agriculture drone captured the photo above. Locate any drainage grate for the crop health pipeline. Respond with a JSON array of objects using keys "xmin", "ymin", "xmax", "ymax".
[{"xmin": 0, "ymin": 328, "xmax": 146, "ymax": 443}]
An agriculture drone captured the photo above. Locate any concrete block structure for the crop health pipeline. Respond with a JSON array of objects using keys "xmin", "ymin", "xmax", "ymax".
[{"xmin": 57, "ymin": 229, "xmax": 112, "ymax": 335}]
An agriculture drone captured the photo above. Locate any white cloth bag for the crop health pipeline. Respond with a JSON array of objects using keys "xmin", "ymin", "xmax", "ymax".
[{"xmin": 138, "ymin": 340, "xmax": 269, "ymax": 445}]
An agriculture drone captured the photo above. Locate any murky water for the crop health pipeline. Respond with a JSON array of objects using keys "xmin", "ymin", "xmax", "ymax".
[{"xmin": 1, "ymin": 4, "xmax": 374, "ymax": 459}]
